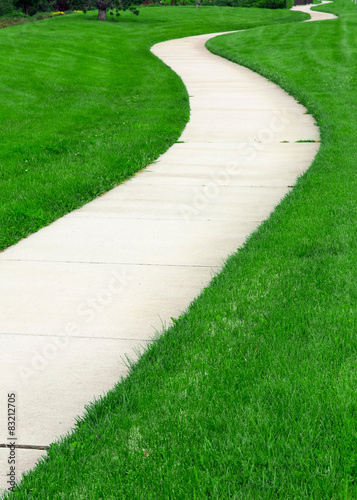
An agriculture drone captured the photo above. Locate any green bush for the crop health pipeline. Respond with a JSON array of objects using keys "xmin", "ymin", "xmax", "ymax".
[
  {"xmin": 0, "ymin": 10, "xmax": 52, "ymax": 28},
  {"xmin": 203, "ymin": 0, "xmax": 286, "ymax": 7},
  {"xmin": 252, "ymin": 0, "xmax": 285, "ymax": 8},
  {"xmin": 0, "ymin": 0, "xmax": 15, "ymax": 15}
]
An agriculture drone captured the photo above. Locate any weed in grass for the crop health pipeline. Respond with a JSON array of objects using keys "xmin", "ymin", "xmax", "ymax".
[{"xmin": 296, "ymin": 139, "xmax": 320, "ymax": 142}]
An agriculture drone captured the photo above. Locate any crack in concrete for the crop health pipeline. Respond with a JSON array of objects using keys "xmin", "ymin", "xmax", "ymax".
[{"xmin": 0, "ymin": 444, "xmax": 49, "ymax": 451}]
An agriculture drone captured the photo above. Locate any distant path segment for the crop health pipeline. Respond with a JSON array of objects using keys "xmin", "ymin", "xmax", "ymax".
[
  {"xmin": 0, "ymin": 2, "xmax": 334, "ymax": 491},
  {"xmin": 292, "ymin": 1, "xmax": 337, "ymax": 21}
]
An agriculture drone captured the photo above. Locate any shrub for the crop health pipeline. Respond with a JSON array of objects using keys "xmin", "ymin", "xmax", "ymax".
[
  {"xmin": 0, "ymin": 0, "xmax": 15, "ymax": 15},
  {"xmin": 53, "ymin": 0, "xmax": 70, "ymax": 11},
  {"xmin": 251, "ymin": 0, "xmax": 285, "ymax": 8},
  {"xmin": 204, "ymin": 0, "xmax": 286, "ymax": 7},
  {"xmin": 12, "ymin": 0, "xmax": 54, "ymax": 16}
]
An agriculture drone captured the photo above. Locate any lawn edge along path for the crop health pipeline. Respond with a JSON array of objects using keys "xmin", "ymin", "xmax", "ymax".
[{"xmin": 0, "ymin": 3, "xmax": 335, "ymax": 493}]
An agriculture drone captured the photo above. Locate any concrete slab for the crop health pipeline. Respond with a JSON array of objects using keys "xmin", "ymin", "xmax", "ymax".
[
  {"xmin": 150, "ymin": 142, "xmax": 320, "ymax": 166},
  {"xmin": 189, "ymin": 91, "xmax": 303, "ymax": 103},
  {"xmin": 179, "ymin": 109, "xmax": 319, "ymax": 143},
  {"xmin": 1, "ymin": 218, "xmax": 259, "ymax": 266},
  {"xmin": 69, "ymin": 185, "xmax": 288, "ymax": 222},
  {"xmin": 0, "ymin": 262, "xmax": 216, "ymax": 338},
  {"xmin": 190, "ymin": 98, "xmax": 307, "ymax": 112},
  {"xmin": 131, "ymin": 164, "xmax": 310, "ymax": 187},
  {"xmin": 128, "ymin": 144, "xmax": 318, "ymax": 187},
  {"xmin": 0, "ymin": 335, "xmax": 147, "ymax": 445}
]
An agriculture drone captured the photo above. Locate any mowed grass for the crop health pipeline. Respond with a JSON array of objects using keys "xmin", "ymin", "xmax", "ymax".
[
  {"xmin": 0, "ymin": 6, "xmax": 306, "ymax": 251},
  {"xmin": 4, "ymin": 1, "xmax": 357, "ymax": 499}
]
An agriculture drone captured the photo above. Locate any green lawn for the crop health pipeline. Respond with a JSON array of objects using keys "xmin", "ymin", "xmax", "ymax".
[
  {"xmin": 0, "ymin": 6, "xmax": 306, "ymax": 251},
  {"xmin": 4, "ymin": 1, "xmax": 357, "ymax": 498}
]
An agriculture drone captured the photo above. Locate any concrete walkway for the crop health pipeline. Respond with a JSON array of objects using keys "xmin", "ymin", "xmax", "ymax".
[
  {"xmin": 292, "ymin": 1, "xmax": 336, "ymax": 21},
  {"xmin": 0, "ymin": 3, "xmax": 334, "ymax": 492}
]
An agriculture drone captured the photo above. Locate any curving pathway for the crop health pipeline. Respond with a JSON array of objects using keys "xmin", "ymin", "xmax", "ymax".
[
  {"xmin": 0, "ymin": 3, "xmax": 335, "ymax": 492},
  {"xmin": 292, "ymin": 1, "xmax": 336, "ymax": 21}
]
